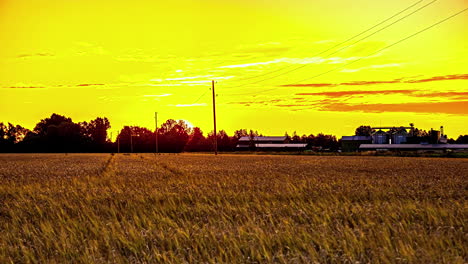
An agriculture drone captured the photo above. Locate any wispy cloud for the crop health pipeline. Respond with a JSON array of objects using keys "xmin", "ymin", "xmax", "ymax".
[
  {"xmin": 1, "ymin": 86, "xmax": 46, "ymax": 89},
  {"xmin": 266, "ymin": 100, "xmax": 468, "ymax": 115},
  {"xmin": 219, "ymin": 59, "xmax": 283, "ymax": 69},
  {"xmin": 3, "ymin": 82, "xmax": 127, "ymax": 90},
  {"xmin": 158, "ymin": 75, "xmax": 213, "ymax": 81},
  {"xmin": 135, "ymin": 83, "xmax": 182, "ymax": 87},
  {"xmin": 143, "ymin": 94, "xmax": 172, "ymax": 97},
  {"xmin": 283, "ymin": 74, "xmax": 468, "ymax": 87},
  {"xmin": 173, "ymin": 103, "xmax": 207, "ymax": 107},
  {"xmin": 181, "ymin": 80, "xmax": 212, "ymax": 84},
  {"xmin": 341, "ymin": 63, "xmax": 401, "ymax": 73},
  {"xmin": 228, "ymin": 99, "xmax": 284, "ymax": 106},
  {"xmin": 318, "ymin": 101, "xmax": 468, "ymax": 115},
  {"xmin": 406, "ymin": 74, "xmax": 468, "ymax": 83},
  {"xmin": 296, "ymin": 90, "xmax": 413, "ymax": 97},
  {"xmin": 296, "ymin": 90, "xmax": 468, "ymax": 100},
  {"xmin": 218, "ymin": 55, "xmax": 369, "ymax": 70},
  {"xmin": 228, "ymin": 89, "xmax": 468, "ymax": 115},
  {"xmin": 76, "ymin": 83, "xmax": 105, "ymax": 87},
  {"xmin": 410, "ymin": 92, "xmax": 468, "ymax": 99},
  {"xmin": 16, "ymin": 53, "xmax": 54, "ymax": 59}
]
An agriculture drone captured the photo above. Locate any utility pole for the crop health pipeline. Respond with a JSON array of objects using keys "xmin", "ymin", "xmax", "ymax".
[
  {"xmin": 212, "ymin": 80, "xmax": 218, "ymax": 155},
  {"xmin": 130, "ymin": 129, "xmax": 133, "ymax": 153},
  {"xmin": 155, "ymin": 112, "xmax": 159, "ymax": 154},
  {"xmin": 117, "ymin": 130, "xmax": 120, "ymax": 153}
]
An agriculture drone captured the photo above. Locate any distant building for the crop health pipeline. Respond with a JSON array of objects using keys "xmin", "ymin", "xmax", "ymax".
[
  {"xmin": 341, "ymin": 136, "xmax": 372, "ymax": 152},
  {"xmin": 236, "ymin": 136, "xmax": 307, "ymax": 151},
  {"xmin": 392, "ymin": 129, "xmax": 408, "ymax": 144},
  {"xmin": 359, "ymin": 144, "xmax": 468, "ymax": 152},
  {"xmin": 373, "ymin": 130, "xmax": 389, "ymax": 144},
  {"xmin": 341, "ymin": 124, "xmax": 455, "ymax": 152}
]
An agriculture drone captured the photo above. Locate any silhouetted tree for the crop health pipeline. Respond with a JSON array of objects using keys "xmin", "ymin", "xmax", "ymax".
[
  {"xmin": 17, "ymin": 114, "xmax": 114, "ymax": 152},
  {"xmin": 205, "ymin": 130, "xmax": 235, "ymax": 152},
  {"xmin": 158, "ymin": 119, "xmax": 190, "ymax": 153},
  {"xmin": 0, "ymin": 123, "xmax": 30, "ymax": 152},
  {"xmin": 284, "ymin": 132, "xmax": 291, "ymax": 143},
  {"xmin": 249, "ymin": 130, "xmax": 260, "ymax": 150},
  {"xmin": 313, "ymin": 133, "xmax": 338, "ymax": 150},
  {"xmin": 21, "ymin": 114, "xmax": 83, "ymax": 152},
  {"xmin": 117, "ymin": 126, "xmax": 155, "ymax": 152},
  {"xmin": 230, "ymin": 129, "xmax": 248, "ymax": 150},
  {"xmin": 233, "ymin": 129, "xmax": 248, "ymax": 139},
  {"xmin": 456, "ymin": 135, "xmax": 468, "ymax": 144},
  {"xmin": 185, "ymin": 127, "xmax": 209, "ymax": 152},
  {"xmin": 33, "ymin": 114, "xmax": 73, "ymax": 136},
  {"xmin": 1, "ymin": 123, "xmax": 29, "ymax": 144},
  {"xmin": 302, "ymin": 134, "xmax": 315, "ymax": 146},
  {"xmin": 355, "ymin": 126, "xmax": 374, "ymax": 136},
  {"xmin": 218, "ymin": 130, "xmax": 233, "ymax": 151},
  {"xmin": 291, "ymin": 131, "xmax": 301, "ymax": 143},
  {"xmin": 80, "ymin": 117, "xmax": 111, "ymax": 146}
]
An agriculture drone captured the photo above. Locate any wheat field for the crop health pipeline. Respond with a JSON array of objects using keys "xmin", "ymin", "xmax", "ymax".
[{"xmin": 0, "ymin": 153, "xmax": 466, "ymax": 263}]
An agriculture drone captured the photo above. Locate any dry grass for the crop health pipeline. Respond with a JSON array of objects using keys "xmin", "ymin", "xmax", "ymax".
[{"xmin": 0, "ymin": 153, "xmax": 466, "ymax": 263}]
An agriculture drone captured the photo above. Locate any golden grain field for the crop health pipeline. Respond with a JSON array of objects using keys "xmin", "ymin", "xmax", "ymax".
[{"xmin": 0, "ymin": 153, "xmax": 466, "ymax": 263}]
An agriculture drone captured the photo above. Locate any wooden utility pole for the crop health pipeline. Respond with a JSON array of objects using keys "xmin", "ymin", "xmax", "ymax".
[
  {"xmin": 130, "ymin": 129, "xmax": 133, "ymax": 153},
  {"xmin": 117, "ymin": 130, "xmax": 120, "ymax": 153},
  {"xmin": 155, "ymin": 112, "xmax": 159, "ymax": 153},
  {"xmin": 212, "ymin": 80, "xmax": 218, "ymax": 155}
]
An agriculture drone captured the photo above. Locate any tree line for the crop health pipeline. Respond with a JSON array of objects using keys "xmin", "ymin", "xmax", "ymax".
[
  {"xmin": 1, "ymin": 114, "xmax": 467, "ymax": 153},
  {"xmin": 0, "ymin": 113, "xmax": 340, "ymax": 153}
]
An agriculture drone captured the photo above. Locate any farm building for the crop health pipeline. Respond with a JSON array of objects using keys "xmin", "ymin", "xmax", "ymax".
[
  {"xmin": 341, "ymin": 125, "xmax": 452, "ymax": 152},
  {"xmin": 236, "ymin": 136, "xmax": 307, "ymax": 151},
  {"xmin": 359, "ymin": 144, "xmax": 468, "ymax": 152},
  {"xmin": 341, "ymin": 136, "xmax": 372, "ymax": 152}
]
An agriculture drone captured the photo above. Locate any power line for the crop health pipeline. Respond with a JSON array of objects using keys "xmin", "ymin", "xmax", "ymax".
[
  {"xmin": 192, "ymin": 89, "xmax": 210, "ymax": 104},
  {"xmin": 220, "ymin": 0, "xmax": 426, "ymax": 88},
  {"xmin": 160, "ymin": 1, "xmax": 429, "ymax": 102},
  {"xmin": 301, "ymin": 1, "xmax": 425, "ymax": 59},
  {"xmin": 309, "ymin": 0, "xmax": 438, "ymax": 67},
  {"xmin": 290, "ymin": 7, "xmax": 468, "ymax": 84},
  {"xmin": 225, "ymin": 7, "xmax": 468, "ymax": 96},
  {"xmin": 223, "ymin": 0, "xmax": 437, "ymax": 89}
]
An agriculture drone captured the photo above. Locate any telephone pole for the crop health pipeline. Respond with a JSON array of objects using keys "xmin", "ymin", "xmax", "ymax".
[
  {"xmin": 212, "ymin": 80, "xmax": 218, "ymax": 155},
  {"xmin": 155, "ymin": 112, "xmax": 159, "ymax": 154},
  {"xmin": 130, "ymin": 129, "xmax": 133, "ymax": 153},
  {"xmin": 117, "ymin": 130, "xmax": 120, "ymax": 153}
]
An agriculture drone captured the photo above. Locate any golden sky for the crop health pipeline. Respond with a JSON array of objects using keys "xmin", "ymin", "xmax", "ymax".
[{"xmin": 1, "ymin": 0, "xmax": 467, "ymax": 138}]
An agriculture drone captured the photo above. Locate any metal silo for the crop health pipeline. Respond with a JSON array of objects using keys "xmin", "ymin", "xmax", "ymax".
[
  {"xmin": 372, "ymin": 130, "xmax": 389, "ymax": 144},
  {"xmin": 429, "ymin": 129, "xmax": 441, "ymax": 144},
  {"xmin": 392, "ymin": 130, "xmax": 408, "ymax": 144}
]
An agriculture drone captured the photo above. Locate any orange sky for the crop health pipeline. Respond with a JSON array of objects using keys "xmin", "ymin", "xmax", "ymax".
[{"xmin": 1, "ymin": 0, "xmax": 467, "ymax": 139}]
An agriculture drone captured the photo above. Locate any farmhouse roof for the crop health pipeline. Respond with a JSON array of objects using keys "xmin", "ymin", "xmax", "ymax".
[
  {"xmin": 237, "ymin": 143, "xmax": 307, "ymax": 148},
  {"xmin": 341, "ymin": 136, "xmax": 372, "ymax": 141},
  {"xmin": 359, "ymin": 144, "xmax": 468, "ymax": 150},
  {"xmin": 238, "ymin": 136, "xmax": 287, "ymax": 142},
  {"xmin": 256, "ymin": 143, "xmax": 307, "ymax": 148}
]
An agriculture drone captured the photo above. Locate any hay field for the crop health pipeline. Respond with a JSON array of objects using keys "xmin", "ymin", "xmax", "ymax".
[{"xmin": 0, "ymin": 153, "xmax": 466, "ymax": 263}]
